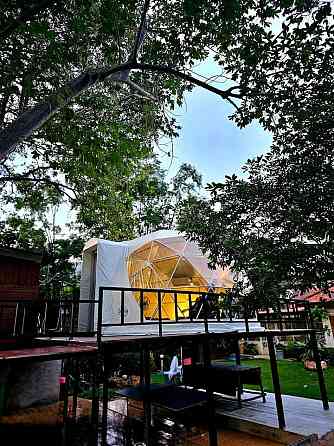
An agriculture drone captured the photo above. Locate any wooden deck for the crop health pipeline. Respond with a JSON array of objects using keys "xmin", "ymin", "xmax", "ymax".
[
  {"xmin": 0, "ymin": 344, "xmax": 97, "ymax": 362},
  {"xmin": 217, "ymin": 392, "xmax": 334, "ymax": 443}
]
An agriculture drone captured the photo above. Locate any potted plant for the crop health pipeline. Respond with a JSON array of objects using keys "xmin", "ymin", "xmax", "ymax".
[{"xmin": 302, "ymin": 340, "xmax": 327, "ymax": 370}]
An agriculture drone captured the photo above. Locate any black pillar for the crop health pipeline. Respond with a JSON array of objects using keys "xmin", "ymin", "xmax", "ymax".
[
  {"xmin": 101, "ymin": 355, "xmax": 109, "ymax": 446},
  {"xmin": 72, "ymin": 358, "xmax": 80, "ymax": 420},
  {"xmin": 89, "ymin": 356, "xmax": 100, "ymax": 446},
  {"xmin": 143, "ymin": 346, "xmax": 152, "ymax": 446},
  {"xmin": 267, "ymin": 335, "xmax": 285, "ymax": 429},
  {"xmin": 310, "ymin": 330, "xmax": 329, "ymax": 410},
  {"xmin": 203, "ymin": 336, "xmax": 218, "ymax": 446}
]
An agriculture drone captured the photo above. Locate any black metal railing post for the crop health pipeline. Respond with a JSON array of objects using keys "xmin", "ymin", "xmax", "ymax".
[
  {"xmin": 120, "ymin": 290, "xmax": 125, "ymax": 325},
  {"xmin": 310, "ymin": 330, "xmax": 329, "ymax": 410},
  {"xmin": 97, "ymin": 287, "xmax": 104, "ymax": 348},
  {"xmin": 188, "ymin": 293, "xmax": 193, "ymax": 321},
  {"xmin": 267, "ymin": 334, "xmax": 285, "ymax": 429},
  {"xmin": 244, "ymin": 298, "xmax": 249, "ymax": 332},
  {"xmin": 157, "ymin": 290, "xmax": 163, "ymax": 336},
  {"xmin": 140, "ymin": 290, "xmax": 144, "ymax": 323},
  {"xmin": 174, "ymin": 292, "xmax": 178, "ymax": 322},
  {"xmin": 203, "ymin": 293, "xmax": 209, "ymax": 334}
]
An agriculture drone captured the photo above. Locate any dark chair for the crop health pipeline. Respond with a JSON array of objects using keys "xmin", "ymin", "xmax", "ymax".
[{"xmin": 183, "ymin": 363, "xmax": 266, "ymax": 407}]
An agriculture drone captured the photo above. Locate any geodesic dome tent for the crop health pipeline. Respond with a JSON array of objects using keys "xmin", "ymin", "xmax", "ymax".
[{"xmin": 79, "ymin": 230, "xmax": 234, "ymax": 332}]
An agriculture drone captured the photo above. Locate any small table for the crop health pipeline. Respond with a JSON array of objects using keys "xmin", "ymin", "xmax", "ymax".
[
  {"xmin": 115, "ymin": 384, "xmax": 210, "ymax": 444},
  {"xmin": 115, "ymin": 383, "xmax": 209, "ymax": 412}
]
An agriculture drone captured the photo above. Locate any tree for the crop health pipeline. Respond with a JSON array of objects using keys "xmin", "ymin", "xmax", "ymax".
[
  {"xmin": 134, "ymin": 162, "xmax": 202, "ymax": 235},
  {"xmin": 175, "ymin": 0, "xmax": 334, "ymax": 303},
  {"xmin": 0, "ymin": 0, "xmax": 241, "ymax": 160},
  {"xmin": 1, "ymin": 1, "xmax": 331, "ymax": 211},
  {"xmin": 178, "ymin": 129, "xmax": 334, "ymax": 304}
]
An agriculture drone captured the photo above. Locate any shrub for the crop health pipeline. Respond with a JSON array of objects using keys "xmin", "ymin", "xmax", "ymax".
[
  {"xmin": 323, "ymin": 347, "xmax": 334, "ymax": 365},
  {"xmin": 243, "ymin": 342, "xmax": 258, "ymax": 356},
  {"xmin": 283, "ymin": 340, "xmax": 306, "ymax": 361}
]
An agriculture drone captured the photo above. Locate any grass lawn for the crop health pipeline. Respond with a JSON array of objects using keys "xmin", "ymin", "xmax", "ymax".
[{"xmin": 223, "ymin": 359, "xmax": 334, "ymax": 401}]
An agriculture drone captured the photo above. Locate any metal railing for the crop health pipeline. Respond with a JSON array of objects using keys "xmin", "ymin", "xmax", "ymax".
[
  {"xmin": 0, "ymin": 298, "xmax": 98, "ymax": 340},
  {"xmin": 96, "ymin": 287, "xmax": 306, "ymax": 341},
  {"xmin": 0, "ymin": 288, "xmax": 316, "ymax": 342}
]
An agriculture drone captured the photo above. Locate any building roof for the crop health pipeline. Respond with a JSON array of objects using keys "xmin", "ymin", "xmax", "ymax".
[
  {"xmin": 294, "ymin": 286, "xmax": 334, "ymax": 303},
  {"xmin": 0, "ymin": 246, "xmax": 43, "ymax": 264}
]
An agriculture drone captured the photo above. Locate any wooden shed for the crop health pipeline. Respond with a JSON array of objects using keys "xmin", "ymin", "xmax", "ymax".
[{"xmin": 0, "ymin": 247, "xmax": 43, "ymax": 334}]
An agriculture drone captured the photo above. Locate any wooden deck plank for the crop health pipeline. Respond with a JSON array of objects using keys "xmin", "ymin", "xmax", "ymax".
[
  {"xmin": 0, "ymin": 345, "xmax": 97, "ymax": 362},
  {"xmin": 217, "ymin": 392, "xmax": 334, "ymax": 438}
]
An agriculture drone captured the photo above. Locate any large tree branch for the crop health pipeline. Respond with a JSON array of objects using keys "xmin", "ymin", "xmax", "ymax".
[
  {"xmin": 0, "ymin": 62, "xmax": 241, "ymax": 160},
  {"xmin": 0, "ymin": 175, "xmax": 77, "ymax": 201},
  {"xmin": 130, "ymin": 0, "xmax": 150, "ymax": 62}
]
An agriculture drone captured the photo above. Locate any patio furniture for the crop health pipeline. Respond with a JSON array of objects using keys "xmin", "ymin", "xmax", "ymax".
[
  {"xmin": 115, "ymin": 383, "xmax": 210, "ymax": 444},
  {"xmin": 183, "ymin": 363, "xmax": 266, "ymax": 407}
]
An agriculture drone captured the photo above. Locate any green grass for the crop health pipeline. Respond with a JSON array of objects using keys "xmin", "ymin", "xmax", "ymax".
[
  {"xmin": 223, "ymin": 359, "xmax": 334, "ymax": 401},
  {"xmin": 151, "ymin": 372, "xmax": 168, "ymax": 384}
]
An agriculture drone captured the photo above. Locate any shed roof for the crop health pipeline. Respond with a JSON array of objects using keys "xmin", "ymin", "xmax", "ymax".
[{"xmin": 0, "ymin": 246, "xmax": 43, "ymax": 264}]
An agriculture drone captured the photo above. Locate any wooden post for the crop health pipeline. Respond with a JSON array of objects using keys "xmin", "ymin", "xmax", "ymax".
[
  {"xmin": 203, "ymin": 335, "xmax": 218, "ymax": 446},
  {"xmin": 101, "ymin": 359, "xmax": 109, "ymax": 446},
  {"xmin": 60, "ymin": 359, "xmax": 70, "ymax": 446},
  {"xmin": 244, "ymin": 299, "xmax": 249, "ymax": 332},
  {"xmin": 90, "ymin": 357, "xmax": 100, "ymax": 446},
  {"xmin": 267, "ymin": 335, "xmax": 285, "ymax": 429},
  {"xmin": 72, "ymin": 359, "xmax": 80, "ymax": 420},
  {"xmin": 143, "ymin": 346, "xmax": 152, "ymax": 446},
  {"xmin": 310, "ymin": 330, "xmax": 329, "ymax": 410},
  {"xmin": 139, "ymin": 348, "xmax": 144, "ymax": 385}
]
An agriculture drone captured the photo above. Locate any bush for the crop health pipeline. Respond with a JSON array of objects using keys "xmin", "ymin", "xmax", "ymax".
[
  {"xmin": 283, "ymin": 340, "xmax": 306, "ymax": 361},
  {"xmin": 243, "ymin": 342, "xmax": 258, "ymax": 356},
  {"xmin": 323, "ymin": 347, "xmax": 334, "ymax": 365}
]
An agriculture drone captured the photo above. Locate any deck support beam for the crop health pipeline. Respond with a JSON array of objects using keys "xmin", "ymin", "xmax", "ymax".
[
  {"xmin": 203, "ymin": 335, "xmax": 218, "ymax": 446},
  {"xmin": 267, "ymin": 334, "xmax": 285, "ymax": 430},
  {"xmin": 143, "ymin": 346, "xmax": 152, "ymax": 446},
  {"xmin": 90, "ymin": 357, "xmax": 100, "ymax": 446},
  {"xmin": 101, "ymin": 353, "xmax": 109, "ymax": 446},
  {"xmin": 310, "ymin": 330, "xmax": 329, "ymax": 410},
  {"xmin": 72, "ymin": 358, "xmax": 80, "ymax": 420}
]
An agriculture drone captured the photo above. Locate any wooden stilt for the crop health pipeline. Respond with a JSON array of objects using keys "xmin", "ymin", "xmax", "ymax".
[
  {"xmin": 89, "ymin": 357, "xmax": 100, "ymax": 446},
  {"xmin": 267, "ymin": 335, "xmax": 285, "ymax": 429},
  {"xmin": 143, "ymin": 346, "xmax": 152, "ymax": 446},
  {"xmin": 203, "ymin": 335, "xmax": 218, "ymax": 446},
  {"xmin": 310, "ymin": 330, "xmax": 329, "ymax": 410},
  {"xmin": 72, "ymin": 359, "xmax": 79, "ymax": 420},
  {"xmin": 101, "ymin": 355, "xmax": 109, "ymax": 446}
]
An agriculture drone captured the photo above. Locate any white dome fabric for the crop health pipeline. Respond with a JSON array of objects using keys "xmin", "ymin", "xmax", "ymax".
[{"xmin": 78, "ymin": 230, "xmax": 234, "ymax": 333}]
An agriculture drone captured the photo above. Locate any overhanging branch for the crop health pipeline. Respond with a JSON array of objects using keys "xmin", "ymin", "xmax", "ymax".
[
  {"xmin": 130, "ymin": 0, "xmax": 150, "ymax": 62},
  {"xmin": 0, "ymin": 175, "xmax": 77, "ymax": 201},
  {"xmin": 0, "ymin": 61, "xmax": 241, "ymax": 160}
]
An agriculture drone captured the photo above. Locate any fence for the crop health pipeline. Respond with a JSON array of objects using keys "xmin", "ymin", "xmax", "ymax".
[{"xmin": 0, "ymin": 287, "xmax": 316, "ymax": 341}]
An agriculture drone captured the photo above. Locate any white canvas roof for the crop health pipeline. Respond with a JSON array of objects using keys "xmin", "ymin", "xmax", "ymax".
[{"xmin": 79, "ymin": 230, "xmax": 234, "ymax": 333}]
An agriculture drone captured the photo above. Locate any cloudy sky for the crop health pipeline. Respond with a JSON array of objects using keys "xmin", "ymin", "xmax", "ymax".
[{"xmin": 160, "ymin": 57, "xmax": 272, "ymax": 185}]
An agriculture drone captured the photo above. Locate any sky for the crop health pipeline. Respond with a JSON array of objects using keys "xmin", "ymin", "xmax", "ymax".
[{"xmin": 160, "ymin": 57, "xmax": 273, "ymax": 185}]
